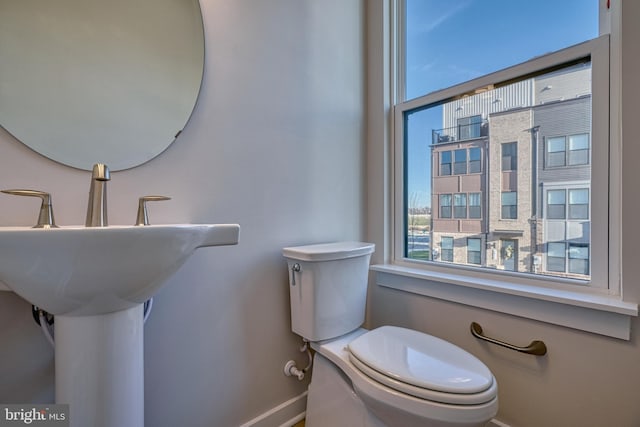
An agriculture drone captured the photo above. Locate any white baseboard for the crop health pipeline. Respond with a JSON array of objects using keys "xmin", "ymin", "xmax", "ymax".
[
  {"xmin": 488, "ymin": 419, "xmax": 511, "ymax": 427},
  {"xmin": 278, "ymin": 412, "xmax": 305, "ymax": 427},
  {"xmin": 239, "ymin": 391, "xmax": 307, "ymax": 427},
  {"xmin": 239, "ymin": 392, "xmax": 507, "ymax": 427}
]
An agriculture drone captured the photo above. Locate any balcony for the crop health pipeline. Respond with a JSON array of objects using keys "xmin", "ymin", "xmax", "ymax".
[{"xmin": 432, "ymin": 120, "xmax": 488, "ymax": 145}]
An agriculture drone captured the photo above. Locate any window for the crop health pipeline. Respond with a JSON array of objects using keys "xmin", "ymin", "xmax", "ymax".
[
  {"xmin": 501, "ymin": 192, "xmax": 517, "ymax": 219},
  {"xmin": 440, "ymin": 151, "xmax": 452, "ymax": 176},
  {"xmin": 545, "ymin": 243, "xmax": 590, "ymax": 276},
  {"xmin": 569, "ymin": 244, "xmax": 589, "ymax": 275},
  {"xmin": 401, "ymin": 57, "xmax": 600, "ymax": 277},
  {"xmin": 569, "ymin": 189, "xmax": 589, "ymax": 219},
  {"xmin": 546, "ymin": 134, "xmax": 590, "ymax": 168},
  {"xmin": 453, "ymin": 149, "xmax": 467, "ymax": 174},
  {"xmin": 397, "ymin": 1, "xmax": 611, "ymax": 291},
  {"xmin": 453, "ymin": 193, "xmax": 466, "ymax": 218},
  {"xmin": 469, "ymin": 148, "xmax": 481, "ymax": 173},
  {"xmin": 402, "ymin": 58, "xmax": 599, "ymax": 274},
  {"xmin": 458, "ymin": 115, "xmax": 482, "ymax": 140},
  {"xmin": 546, "ymin": 188, "xmax": 589, "ymax": 220},
  {"xmin": 468, "ymin": 193, "xmax": 481, "ymax": 219},
  {"xmin": 441, "ymin": 237, "xmax": 453, "ymax": 262},
  {"xmin": 547, "ymin": 242, "xmax": 566, "ymax": 272},
  {"xmin": 378, "ymin": 1, "xmax": 632, "ymax": 340},
  {"xmin": 546, "ymin": 137, "xmax": 566, "ymax": 167},
  {"xmin": 467, "ymin": 238, "xmax": 481, "ymax": 265},
  {"xmin": 439, "ymin": 194, "xmax": 452, "ymax": 218},
  {"xmin": 568, "ymin": 134, "xmax": 589, "ymax": 165},
  {"xmin": 376, "ymin": 0, "xmax": 635, "ymax": 340},
  {"xmin": 547, "ymin": 190, "xmax": 566, "ymax": 219},
  {"xmin": 502, "ymin": 142, "xmax": 517, "ymax": 171}
]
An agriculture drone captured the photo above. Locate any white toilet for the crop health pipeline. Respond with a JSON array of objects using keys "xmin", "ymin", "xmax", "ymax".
[{"xmin": 283, "ymin": 242, "xmax": 498, "ymax": 427}]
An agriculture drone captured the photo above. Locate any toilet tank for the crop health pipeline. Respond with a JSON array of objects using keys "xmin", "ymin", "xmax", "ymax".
[{"xmin": 283, "ymin": 242, "xmax": 375, "ymax": 342}]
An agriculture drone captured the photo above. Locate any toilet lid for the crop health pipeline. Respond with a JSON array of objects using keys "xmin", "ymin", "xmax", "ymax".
[{"xmin": 347, "ymin": 326, "xmax": 495, "ymax": 402}]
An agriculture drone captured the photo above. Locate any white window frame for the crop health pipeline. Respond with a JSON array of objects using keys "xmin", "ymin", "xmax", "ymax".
[{"xmin": 371, "ymin": 0, "xmax": 637, "ymax": 340}]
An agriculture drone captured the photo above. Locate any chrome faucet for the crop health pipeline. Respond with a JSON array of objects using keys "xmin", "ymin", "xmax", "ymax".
[{"xmin": 85, "ymin": 163, "xmax": 110, "ymax": 227}]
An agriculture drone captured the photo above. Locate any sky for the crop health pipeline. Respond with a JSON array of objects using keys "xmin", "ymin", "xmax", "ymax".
[{"xmin": 404, "ymin": 0, "xmax": 599, "ymax": 208}]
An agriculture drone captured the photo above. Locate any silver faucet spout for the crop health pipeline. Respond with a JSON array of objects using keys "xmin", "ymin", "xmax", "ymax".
[{"xmin": 85, "ymin": 163, "xmax": 110, "ymax": 227}]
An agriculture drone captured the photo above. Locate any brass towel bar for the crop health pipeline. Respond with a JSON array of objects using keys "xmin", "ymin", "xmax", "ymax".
[{"xmin": 470, "ymin": 322, "xmax": 547, "ymax": 356}]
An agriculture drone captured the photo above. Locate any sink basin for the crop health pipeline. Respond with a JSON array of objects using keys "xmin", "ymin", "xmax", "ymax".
[
  {"xmin": 0, "ymin": 224, "xmax": 239, "ymax": 315},
  {"xmin": 0, "ymin": 223, "xmax": 239, "ymax": 427}
]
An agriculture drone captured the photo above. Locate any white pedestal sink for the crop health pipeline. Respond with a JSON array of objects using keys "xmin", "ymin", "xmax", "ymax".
[{"xmin": 0, "ymin": 224, "xmax": 240, "ymax": 427}]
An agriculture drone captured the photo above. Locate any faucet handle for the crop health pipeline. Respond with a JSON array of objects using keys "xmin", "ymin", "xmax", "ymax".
[
  {"xmin": 135, "ymin": 195, "xmax": 171, "ymax": 226},
  {"xmin": 2, "ymin": 189, "xmax": 58, "ymax": 228}
]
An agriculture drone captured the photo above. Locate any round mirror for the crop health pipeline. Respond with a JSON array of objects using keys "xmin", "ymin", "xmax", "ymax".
[{"xmin": 0, "ymin": 0, "xmax": 204, "ymax": 171}]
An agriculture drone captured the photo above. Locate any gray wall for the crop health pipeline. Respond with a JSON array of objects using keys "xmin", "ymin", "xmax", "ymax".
[{"xmin": 0, "ymin": 1, "xmax": 365, "ymax": 426}]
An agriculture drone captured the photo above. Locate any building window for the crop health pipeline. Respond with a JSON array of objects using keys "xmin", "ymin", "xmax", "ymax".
[
  {"xmin": 569, "ymin": 244, "xmax": 589, "ymax": 275},
  {"xmin": 568, "ymin": 134, "xmax": 590, "ymax": 165},
  {"xmin": 502, "ymin": 142, "xmax": 517, "ymax": 171},
  {"xmin": 469, "ymin": 147, "xmax": 482, "ymax": 173},
  {"xmin": 546, "ymin": 134, "xmax": 590, "ymax": 168},
  {"xmin": 468, "ymin": 193, "xmax": 481, "ymax": 219},
  {"xmin": 547, "ymin": 242, "xmax": 566, "ymax": 272},
  {"xmin": 453, "ymin": 149, "xmax": 467, "ymax": 174},
  {"xmin": 467, "ymin": 238, "xmax": 481, "ymax": 265},
  {"xmin": 546, "ymin": 136, "xmax": 566, "ymax": 167},
  {"xmin": 458, "ymin": 115, "xmax": 482, "ymax": 140},
  {"xmin": 568, "ymin": 189, "xmax": 589, "ymax": 219},
  {"xmin": 545, "ymin": 243, "xmax": 590, "ymax": 275},
  {"xmin": 441, "ymin": 237, "xmax": 454, "ymax": 262},
  {"xmin": 547, "ymin": 190, "xmax": 566, "ymax": 219},
  {"xmin": 501, "ymin": 192, "xmax": 517, "ymax": 219},
  {"xmin": 453, "ymin": 193, "xmax": 467, "ymax": 218},
  {"xmin": 439, "ymin": 194, "xmax": 452, "ymax": 218},
  {"xmin": 440, "ymin": 151, "xmax": 452, "ymax": 176},
  {"xmin": 546, "ymin": 188, "xmax": 589, "ymax": 220}
]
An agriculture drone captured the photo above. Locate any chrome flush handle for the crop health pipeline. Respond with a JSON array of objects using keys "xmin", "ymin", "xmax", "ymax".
[{"xmin": 291, "ymin": 263, "xmax": 301, "ymax": 287}]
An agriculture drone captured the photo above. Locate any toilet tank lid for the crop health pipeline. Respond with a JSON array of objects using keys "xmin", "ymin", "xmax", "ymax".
[{"xmin": 283, "ymin": 241, "xmax": 375, "ymax": 262}]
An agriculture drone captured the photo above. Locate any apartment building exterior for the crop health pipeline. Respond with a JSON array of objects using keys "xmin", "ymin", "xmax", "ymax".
[
  {"xmin": 429, "ymin": 63, "xmax": 591, "ymax": 279},
  {"xmin": 430, "ymin": 134, "xmax": 487, "ymax": 265},
  {"xmin": 485, "ymin": 108, "xmax": 534, "ymax": 272},
  {"xmin": 533, "ymin": 96, "xmax": 591, "ymax": 278}
]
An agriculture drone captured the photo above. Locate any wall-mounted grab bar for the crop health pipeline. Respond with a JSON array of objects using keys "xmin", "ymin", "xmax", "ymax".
[{"xmin": 470, "ymin": 322, "xmax": 547, "ymax": 356}]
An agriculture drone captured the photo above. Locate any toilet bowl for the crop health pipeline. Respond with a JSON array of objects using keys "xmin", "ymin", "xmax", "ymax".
[
  {"xmin": 309, "ymin": 328, "xmax": 497, "ymax": 427},
  {"xmin": 283, "ymin": 242, "xmax": 498, "ymax": 427}
]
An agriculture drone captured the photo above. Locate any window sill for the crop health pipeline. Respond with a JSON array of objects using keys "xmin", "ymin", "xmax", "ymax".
[
  {"xmin": 0, "ymin": 282, "xmax": 9, "ymax": 292},
  {"xmin": 371, "ymin": 263, "xmax": 638, "ymax": 340}
]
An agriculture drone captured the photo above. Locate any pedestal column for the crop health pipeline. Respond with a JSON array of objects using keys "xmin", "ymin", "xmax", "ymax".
[{"xmin": 55, "ymin": 305, "xmax": 144, "ymax": 427}]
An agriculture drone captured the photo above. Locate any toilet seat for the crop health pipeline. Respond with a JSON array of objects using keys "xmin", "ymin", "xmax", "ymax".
[
  {"xmin": 347, "ymin": 326, "xmax": 496, "ymax": 405},
  {"xmin": 313, "ymin": 328, "xmax": 498, "ymax": 425}
]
